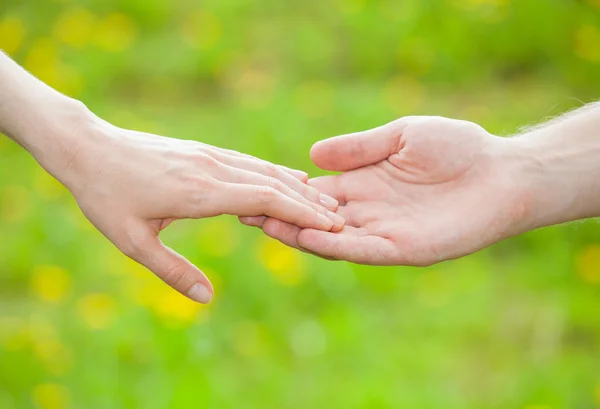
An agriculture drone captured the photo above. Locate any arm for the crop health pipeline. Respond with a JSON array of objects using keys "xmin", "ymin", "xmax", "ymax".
[
  {"xmin": 0, "ymin": 52, "xmax": 343, "ymax": 302},
  {"xmin": 242, "ymin": 104, "xmax": 600, "ymax": 264},
  {"xmin": 511, "ymin": 102, "xmax": 600, "ymax": 231}
]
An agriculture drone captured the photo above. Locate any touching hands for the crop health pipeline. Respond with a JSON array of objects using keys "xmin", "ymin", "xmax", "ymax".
[
  {"xmin": 241, "ymin": 116, "xmax": 533, "ymax": 265},
  {"xmin": 4, "ymin": 50, "xmax": 600, "ymax": 304}
]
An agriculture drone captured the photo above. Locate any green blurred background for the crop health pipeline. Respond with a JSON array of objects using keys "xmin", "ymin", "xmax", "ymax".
[{"xmin": 1, "ymin": 0, "xmax": 600, "ymax": 408}]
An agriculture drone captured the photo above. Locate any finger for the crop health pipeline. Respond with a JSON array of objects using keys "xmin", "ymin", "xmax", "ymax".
[
  {"xmin": 261, "ymin": 218, "xmax": 366, "ymax": 247},
  {"xmin": 208, "ymin": 146, "xmax": 309, "ymax": 182},
  {"xmin": 297, "ymin": 229, "xmax": 396, "ymax": 264},
  {"xmin": 262, "ymin": 218, "xmax": 302, "ymax": 248},
  {"xmin": 308, "ymin": 176, "xmax": 345, "ymax": 204},
  {"xmin": 218, "ymin": 183, "xmax": 342, "ymax": 231},
  {"xmin": 310, "ymin": 118, "xmax": 410, "ymax": 171},
  {"xmin": 334, "ymin": 203, "xmax": 378, "ymax": 228},
  {"xmin": 121, "ymin": 223, "xmax": 214, "ymax": 304},
  {"xmin": 216, "ymin": 163, "xmax": 338, "ymax": 215},
  {"xmin": 238, "ymin": 215, "xmax": 266, "ymax": 227}
]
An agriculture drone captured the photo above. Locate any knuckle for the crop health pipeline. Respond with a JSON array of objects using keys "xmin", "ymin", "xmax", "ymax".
[
  {"xmin": 305, "ymin": 185, "xmax": 320, "ymax": 200},
  {"xmin": 263, "ymin": 162, "xmax": 279, "ymax": 177},
  {"xmin": 118, "ymin": 233, "xmax": 144, "ymax": 260},
  {"xmin": 195, "ymin": 153, "xmax": 221, "ymax": 169},
  {"xmin": 181, "ymin": 174, "xmax": 217, "ymax": 197},
  {"xmin": 256, "ymin": 186, "xmax": 279, "ymax": 204},
  {"xmin": 161, "ymin": 263, "xmax": 188, "ymax": 287},
  {"xmin": 266, "ymin": 176, "xmax": 285, "ymax": 192}
]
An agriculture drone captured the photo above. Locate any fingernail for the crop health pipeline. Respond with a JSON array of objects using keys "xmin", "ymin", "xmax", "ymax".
[
  {"xmin": 320, "ymin": 194, "xmax": 338, "ymax": 210},
  {"xmin": 317, "ymin": 212, "xmax": 335, "ymax": 229},
  {"xmin": 187, "ymin": 283, "xmax": 213, "ymax": 304},
  {"xmin": 327, "ymin": 211, "xmax": 345, "ymax": 229},
  {"xmin": 288, "ymin": 169, "xmax": 309, "ymax": 181}
]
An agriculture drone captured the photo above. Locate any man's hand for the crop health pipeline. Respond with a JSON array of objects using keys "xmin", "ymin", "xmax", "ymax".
[{"xmin": 241, "ymin": 116, "xmax": 534, "ymax": 265}]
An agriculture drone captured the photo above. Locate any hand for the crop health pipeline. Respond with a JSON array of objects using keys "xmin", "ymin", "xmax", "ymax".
[
  {"xmin": 44, "ymin": 112, "xmax": 343, "ymax": 303},
  {"xmin": 241, "ymin": 116, "xmax": 532, "ymax": 265}
]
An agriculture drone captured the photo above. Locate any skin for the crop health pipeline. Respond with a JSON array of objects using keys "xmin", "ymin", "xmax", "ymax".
[
  {"xmin": 242, "ymin": 107, "xmax": 600, "ymax": 265},
  {"xmin": 0, "ymin": 52, "xmax": 344, "ymax": 304}
]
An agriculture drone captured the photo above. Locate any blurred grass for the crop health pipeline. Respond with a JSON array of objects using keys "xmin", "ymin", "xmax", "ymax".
[{"xmin": 1, "ymin": 0, "xmax": 600, "ymax": 408}]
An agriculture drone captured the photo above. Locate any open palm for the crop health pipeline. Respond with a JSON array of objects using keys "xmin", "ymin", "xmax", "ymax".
[{"xmin": 242, "ymin": 116, "xmax": 530, "ymax": 265}]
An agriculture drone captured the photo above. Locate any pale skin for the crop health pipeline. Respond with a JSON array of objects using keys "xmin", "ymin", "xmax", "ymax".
[
  {"xmin": 242, "ymin": 105, "xmax": 600, "ymax": 265},
  {"xmin": 0, "ymin": 52, "xmax": 344, "ymax": 304}
]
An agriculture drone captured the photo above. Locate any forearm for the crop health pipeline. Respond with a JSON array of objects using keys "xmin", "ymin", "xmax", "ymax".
[
  {"xmin": 0, "ymin": 51, "xmax": 91, "ymax": 178},
  {"xmin": 509, "ymin": 102, "xmax": 600, "ymax": 230}
]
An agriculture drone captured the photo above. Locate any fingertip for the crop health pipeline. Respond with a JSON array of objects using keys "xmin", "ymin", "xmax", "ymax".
[
  {"xmin": 310, "ymin": 139, "xmax": 331, "ymax": 169},
  {"xmin": 317, "ymin": 212, "xmax": 335, "ymax": 230},
  {"xmin": 319, "ymin": 193, "xmax": 338, "ymax": 210},
  {"xmin": 187, "ymin": 282, "xmax": 213, "ymax": 304},
  {"xmin": 239, "ymin": 215, "xmax": 267, "ymax": 227},
  {"xmin": 280, "ymin": 166, "xmax": 309, "ymax": 182}
]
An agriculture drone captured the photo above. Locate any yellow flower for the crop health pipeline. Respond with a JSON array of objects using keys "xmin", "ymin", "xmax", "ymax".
[
  {"xmin": 0, "ymin": 15, "xmax": 26, "ymax": 55},
  {"xmin": 77, "ymin": 293, "xmax": 117, "ymax": 330},
  {"xmin": 53, "ymin": 7, "xmax": 96, "ymax": 48},
  {"xmin": 594, "ymin": 381, "xmax": 600, "ymax": 406},
  {"xmin": 93, "ymin": 13, "xmax": 137, "ymax": 52},
  {"xmin": 258, "ymin": 237, "xmax": 306, "ymax": 286},
  {"xmin": 31, "ymin": 265, "xmax": 71, "ymax": 304},
  {"xmin": 575, "ymin": 244, "xmax": 600, "ymax": 284},
  {"xmin": 32, "ymin": 383, "xmax": 71, "ymax": 409}
]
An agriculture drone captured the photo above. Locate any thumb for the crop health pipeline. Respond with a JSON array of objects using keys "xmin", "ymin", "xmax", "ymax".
[
  {"xmin": 310, "ymin": 118, "xmax": 409, "ymax": 171},
  {"xmin": 120, "ymin": 222, "xmax": 214, "ymax": 304}
]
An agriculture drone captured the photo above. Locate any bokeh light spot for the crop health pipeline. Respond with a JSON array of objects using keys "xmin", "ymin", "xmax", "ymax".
[
  {"xmin": 31, "ymin": 383, "xmax": 71, "ymax": 409},
  {"xmin": 152, "ymin": 286, "xmax": 205, "ymax": 325},
  {"xmin": 575, "ymin": 25, "xmax": 600, "ymax": 63},
  {"xmin": 23, "ymin": 38, "xmax": 61, "ymax": 89},
  {"xmin": 53, "ymin": 7, "xmax": 96, "ymax": 48},
  {"xmin": 0, "ymin": 15, "xmax": 26, "ymax": 55},
  {"xmin": 31, "ymin": 265, "xmax": 71, "ymax": 304},
  {"xmin": 77, "ymin": 293, "xmax": 117, "ymax": 330},
  {"xmin": 575, "ymin": 244, "xmax": 600, "ymax": 284},
  {"xmin": 93, "ymin": 13, "xmax": 137, "ymax": 52},
  {"xmin": 258, "ymin": 237, "xmax": 306, "ymax": 286},
  {"xmin": 289, "ymin": 319, "xmax": 327, "ymax": 357}
]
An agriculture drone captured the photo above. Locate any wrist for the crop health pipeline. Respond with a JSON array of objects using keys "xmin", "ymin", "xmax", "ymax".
[
  {"xmin": 16, "ymin": 96, "xmax": 99, "ymax": 182},
  {"xmin": 503, "ymin": 127, "xmax": 600, "ymax": 232}
]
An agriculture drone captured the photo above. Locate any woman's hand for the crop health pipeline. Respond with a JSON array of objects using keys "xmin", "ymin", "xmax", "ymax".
[
  {"xmin": 34, "ymin": 111, "xmax": 343, "ymax": 304},
  {"xmin": 1, "ymin": 52, "xmax": 342, "ymax": 304}
]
